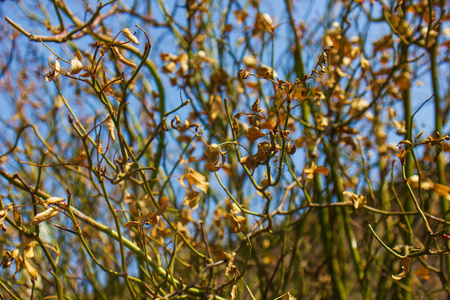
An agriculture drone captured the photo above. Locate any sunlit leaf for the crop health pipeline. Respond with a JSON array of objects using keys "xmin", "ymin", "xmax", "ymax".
[
  {"xmin": 111, "ymin": 46, "xmax": 137, "ymax": 68},
  {"xmin": 183, "ymin": 190, "xmax": 200, "ymax": 209},
  {"xmin": 122, "ymin": 28, "xmax": 140, "ymax": 44},
  {"xmin": 31, "ymin": 208, "xmax": 58, "ymax": 225},
  {"xmin": 414, "ymin": 264, "xmax": 430, "ymax": 280}
]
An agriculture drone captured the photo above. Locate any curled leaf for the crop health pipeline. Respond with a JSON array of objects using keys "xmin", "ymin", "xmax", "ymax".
[
  {"xmin": 205, "ymin": 143, "xmax": 222, "ymax": 164},
  {"xmin": 0, "ymin": 204, "xmax": 13, "ymax": 231},
  {"xmin": 31, "ymin": 208, "xmax": 58, "ymax": 225},
  {"xmin": 343, "ymin": 191, "xmax": 367, "ymax": 209},
  {"xmin": 24, "ymin": 258, "xmax": 38, "ymax": 281},
  {"xmin": 111, "ymin": 46, "xmax": 137, "ymax": 68},
  {"xmin": 13, "ymin": 206, "xmax": 23, "ymax": 227},
  {"xmin": 122, "ymin": 28, "xmax": 140, "ymax": 44},
  {"xmin": 183, "ymin": 190, "xmax": 200, "ymax": 209},
  {"xmin": 392, "ymin": 257, "xmax": 411, "ymax": 280},
  {"xmin": 44, "ymin": 197, "xmax": 66, "ymax": 205},
  {"xmin": 104, "ymin": 114, "xmax": 116, "ymax": 142},
  {"xmin": 229, "ymin": 214, "xmax": 246, "ymax": 233},
  {"xmin": 44, "ymin": 58, "xmax": 60, "ymax": 82},
  {"xmin": 70, "ymin": 50, "xmax": 83, "ymax": 74}
]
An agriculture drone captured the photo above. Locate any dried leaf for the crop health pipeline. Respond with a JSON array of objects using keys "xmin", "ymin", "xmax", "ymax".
[
  {"xmin": 24, "ymin": 258, "xmax": 38, "ymax": 281},
  {"xmin": 343, "ymin": 191, "xmax": 367, "ymax": 209},
  {"xmin": 44, "ymin": 197, "xmax": 65, "ymax": 205},
  {"xmin": 183, "ymin": 190, "xmax": 200, "ymax": 209},
  {"xmin": 11, "ymin": 248, "xmax": 23, "ymax": 278},
  {"xmin": 433, "ymin": 183, "xmax": 450, "ymax": 197},
  {"xmin": 13, "ymin": 206, "xmax": 23, "ymax": 227},
  {"xmin": 238, "ymin": 69, "xmax": 250, "ymax": 79},
  {"xmin": 231, "ymin": 284, "xmax": 237, "ymax": 300},
  {"xmin": 205, "ymin": 144, "xmax": 221, "ymax": 164},
  {"xmin": 23, "ymin": 241, "xmax": 38, "ymax": 259},
  {"xmin": 229, "ymin": 214, "xmax": 246, "ymax": 233},
  {"xmin": 0, "ymin": 204, "xmax": 13, "ymax": 231},
  {"xmin": 245, "ymin": 126, "xmax": 266, "ymax": 142},
  {"xmin": 104, "ymin": 114, "xmax": 116, "ymax": 142},
  {"xmin": 1, "ymin": 251, "xmax": 13, "ymax": 269},
  {"xmin": 70, "ymin": 50, "xmax": 83, "ymax": 74},
  {"xmin": 111, "ymin": 46, "xmax": 137, "ymax": 68},
  {"xmin": 205, "ymin": 163, "xmax": 221, "ymax": 172},
  {"xmin": 251, "ymin": 97, "xmax": 261, "ymax": 113},
  {"xmin": 155, "ymin": 197, "xmax": 169, "ymax": 216},
  {"xmin": 261, "ymin": 121, "xmax": 275, "ymax": 130},
  {"xmin": 31, "ymin": 208, "xmax": 58, "ymax": 225},
  {"xmin": 44, "ymin": 58, "xmax": 60, "ymax": 82},
  {"xmin": 122, "ymin": 28, "xmax": 140, "ymax": 44},
  {"xmin": 304, "ymin": 162, "xmax": 329, "ymax": 180},
  {"xmin": 123, "ymin": 221, "xmax": 140, "ymax": 228},
  {"xmin": 392, "ymin": 257, "xmax": 411, "ymax": 280},
  {"xmin": 181, "ymin": 169, "xmax": 209, "ymax": 193},
  {"xmin": 414, "ymin": 264, "xmax": 430, "ymax": 280}
]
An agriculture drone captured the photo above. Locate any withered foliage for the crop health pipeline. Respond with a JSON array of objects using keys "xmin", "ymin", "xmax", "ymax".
[{"xmin": 0, "ymin": 0, "xmax": 449, "ymax": 299}]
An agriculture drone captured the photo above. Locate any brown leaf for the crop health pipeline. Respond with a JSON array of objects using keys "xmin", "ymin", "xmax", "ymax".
[
  {"xmin": 245, "ymin": 126, "xmax": 266, "ymax": 142},
  {"xmin": 205, "ymin": 143, "xmax": 221, "ymax": 164},
  {"xmin": 229, "ymin": 214, "xmax": 246, "ymax": 233},
  {"xmin": 123, "ymin": 221, "xmax": 140, "ymax": 228},
  {"xmin": 251, "ymin": 97, "xmax": 261, "ymax": 113},
  {"xmin": 13, "ymin": 206, "xmax": 23, "ymax": 227},
  {"xmin": 392, "ymin": 257, "xmax": 411, "ymax": 280},
  {"xmin": 261, "ymin": 120, "xmax": 275, "ymax": 130},
  {"xmin": 205, "ymin": 163, "xmax": 221, "ymax": 172},
  {"xmin": 155, "ymin": 197, "xmax": 169, "ymax": 216}
]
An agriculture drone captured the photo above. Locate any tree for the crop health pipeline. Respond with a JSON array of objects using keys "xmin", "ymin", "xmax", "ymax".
[{"xmin": 0, "ymin": 0, "xmax": 449, "ymax": 299}]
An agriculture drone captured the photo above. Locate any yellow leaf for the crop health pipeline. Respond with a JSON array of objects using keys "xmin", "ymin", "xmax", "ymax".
[
  {"xmin": 343, "ymin": 191, "xmax": 367, "ymax": 209},
  {"xmin": 123, "ymin": 221, "xmax": 140, "ymax": 228},
  {"xmin": 122, "ymin": 28, "xmax": 140, "ymax": 44},
  {"xmin": 111, "ymin": 46, "xmax": 137, "ymax": 68},
  {"xmin": 433, "ymin": 183, "xmax": 450, "ymax": 197},
  {"xmin": 183, "ymin": 190, "xmax": 200, "ymax": 209},
  {"xmin": 104, "ymin": 114, "xmax": 116, "ymax": 142},
  {"xmin": 414, "ymin": 264, "xmax": 430, "ymax": 280},
  {"xmin": 70, "ymin": 50, "xmax": 83, "ymax": 74},
  {"xmin": 24, "ymin": 258, "xmax": 38, "ymax": 281}
]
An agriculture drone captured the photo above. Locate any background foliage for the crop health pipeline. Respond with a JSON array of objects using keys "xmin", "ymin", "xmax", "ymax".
[{"xmin": 0, "ymin": 0, "xmax": 450, "ymax": 299}]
